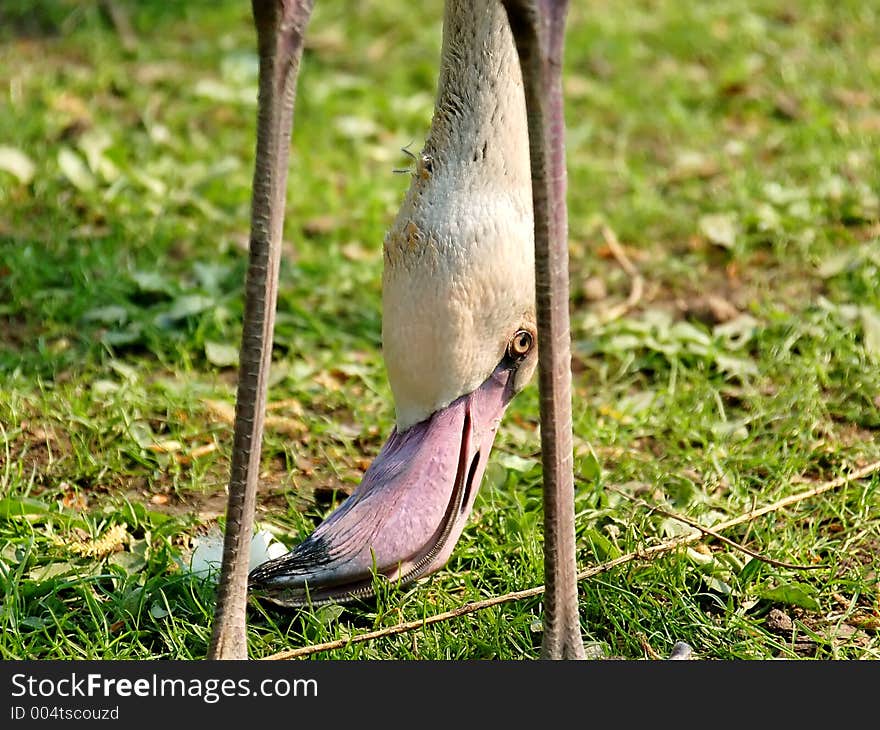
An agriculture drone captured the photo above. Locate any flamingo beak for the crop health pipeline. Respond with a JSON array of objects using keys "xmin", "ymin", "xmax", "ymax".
[{"xmin": 248, "ymin": 359, "xmax": 519, "ymax": 607}]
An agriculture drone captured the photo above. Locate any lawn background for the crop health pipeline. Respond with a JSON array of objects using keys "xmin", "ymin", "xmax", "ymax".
[{"xmin": 1, "ymin": 0, "xmax": 878, "ymax": 659}]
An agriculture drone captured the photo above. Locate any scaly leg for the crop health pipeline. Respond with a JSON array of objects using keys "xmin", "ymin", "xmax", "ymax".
[
  {"xmin": 502, "ymin": 0, "xmax": 585, "ymax": 660},
  {"xmin": 207, "ymin": 0, "xmax": 315, "ymax": 660}
]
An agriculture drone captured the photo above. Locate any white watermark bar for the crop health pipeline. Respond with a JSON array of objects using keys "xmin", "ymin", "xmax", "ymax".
[
  {"xmin": 10, "ymin": 671, "xmax": 316, "ymax": 704},
  {"xmin": 1, "ymin": 662, "xmax": 323, "ymax": 723}
]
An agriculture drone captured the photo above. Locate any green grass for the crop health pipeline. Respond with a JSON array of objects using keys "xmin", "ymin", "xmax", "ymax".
[{"xmin": 1, "ymin": 0, "xmax": 879, "ymax": 659}]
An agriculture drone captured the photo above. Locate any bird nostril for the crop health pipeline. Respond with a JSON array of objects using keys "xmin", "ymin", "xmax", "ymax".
[{"xmin": 461, "ymin": 451, "xmax": 481, "ymax": 514}]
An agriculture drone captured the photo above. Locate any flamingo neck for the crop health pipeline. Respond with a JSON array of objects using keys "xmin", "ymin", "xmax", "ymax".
[
  {"xmin": 382, "ymin": 0, "xmax": 534, "ymax": 430},
  {"xmin": 424, "ymin": 0, "xmax": 530, "ymax": 187}
]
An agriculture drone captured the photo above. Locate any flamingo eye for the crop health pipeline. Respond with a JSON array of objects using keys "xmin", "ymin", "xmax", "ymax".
[{"xmin": 508, "ymin": 329, "xmax": 534, "ymax": 359}]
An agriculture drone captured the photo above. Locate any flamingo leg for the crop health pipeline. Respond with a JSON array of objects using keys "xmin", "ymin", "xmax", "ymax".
[
  {"xmin": 207, "ymin": 0, "xmax": 315, "ymax": 660},
  {"xmin": 502, "ymin": 0, "xmax": 585, "ymax": 659}
]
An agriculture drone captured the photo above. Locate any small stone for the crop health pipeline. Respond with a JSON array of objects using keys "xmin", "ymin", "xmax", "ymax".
[
  {"xmin": 767, "ymin": 608, "xmax": 793, "ymax": 633},
  {"xmin": 667, "ymin": 641, "xmax": 693, "ymax": 660}
]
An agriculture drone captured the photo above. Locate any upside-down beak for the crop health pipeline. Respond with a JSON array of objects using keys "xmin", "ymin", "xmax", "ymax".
[{"xmin": 248, "ymin": 360, "xmax": 518, "ymax": 607}]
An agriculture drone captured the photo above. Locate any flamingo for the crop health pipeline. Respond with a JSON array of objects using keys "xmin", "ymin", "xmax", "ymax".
[{"xmin": 208, "ymin": 0, "xmax": 584, "ymax": 660}]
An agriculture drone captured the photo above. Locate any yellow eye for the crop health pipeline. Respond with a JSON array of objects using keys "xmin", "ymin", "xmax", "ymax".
[{"xmin": 508, "ymin": 329, "xmax": 534, "ymax": 359}]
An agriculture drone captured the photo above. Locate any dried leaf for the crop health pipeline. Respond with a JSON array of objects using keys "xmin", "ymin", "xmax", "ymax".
[
  {"xmin": 681, "ymin": 295, "xmax": 739, "ymax": 325},
  {"xmin": 0, "ymin": 145, "xmax": 35, "ymax": 184},
  {"xmin": 334, "ymin": 115, "xmax": 379, "ymax": 140},
  {"xmin": 713, "ymin": 315, "xmax": 759, "ymax": 346},
  {"xmin": 699, "ymin": 213, "xmax": 737, "ymax": 249},
  {"xmin": 203, "ymin": 399, "xmax": 235, "ymax": 425},
  {"xmin": 817, "ymin": 251, "xmax": 856, "ymax": 279},
  {"xmin": 616, "ymin": 390, "xmax": 656, "ymax": 415},
  {"xmin": 58, "ymin": 147, "xmax": 96, "ymax": 192},
  {"xmin": 265, "ymin": 414, "xmax": 308, "ymax": 436},
  {"xmin": 341, "ymin": 241, "xmax": 375, "ymax": 261},
  {"xmin": 193, "ymin": 78, "xmax": 255, "ymax": 106},
  {"xmin": 83, "ymin": 305, "xmax": 128, "ymax": 325},
  {"xmin": 205, "ymin": 341, "xmax": 239, "ymax": 367},
  {"xmin": 78, "ymin": 129, "xmax": 112, "ymax": 174},
  {"xmin": 667, "ymin": 150, "xmax": 720, "ymax": 183},
  {"xmin": 102, "ymin": 324, "xmax": 144, "ymax": 347},
  {"xmin": 130, "ymin": 269, "xmax": 173, "ymax": 294},
  {"xmin": 582, "ymin": 276, "xmax": 607, "ymax": 302},
  {"xmin": 302, "ymin": 215, "xmax": 336, "ymax": 237},
  {"xmin": 715, "ymin": 354, "xmax": 759, "ymax": 377},
  {"xmin": 156, "ymin": 294, "xmax": 215, "ymax": 325},
  {"xmin": 146, "ymin": 440, "xmax": 184, "ymax": 454},
  {"xmin": 174, "ymin": 443, "xmax": 217, "ymax": 464},
  {"xmin": 108, "ymin": 359, "xmax": 138, "ymax": 381}
]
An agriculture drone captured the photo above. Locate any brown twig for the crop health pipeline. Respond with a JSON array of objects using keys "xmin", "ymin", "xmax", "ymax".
[
  {"xmin": 603, "ymin": 483, "xmax": 822, "ymax": 571},
  {"xmin": 262, "ymin": 585, "xmax": 547, "ymax": 660},
  {"xmin": 593, "ymin": 225, "xmax": 644, "ymax": 326},
  {"xmin": 637, "ymin": 633, "xmax": 663, "ymax": 661},
  {"xmin": 260, "ymin": 459, "xmax": 880, "ymax": 660}
]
